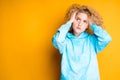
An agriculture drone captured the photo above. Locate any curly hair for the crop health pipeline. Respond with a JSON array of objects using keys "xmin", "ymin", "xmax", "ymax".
[{"xmin": 64, "ymin": 4, "xmax": 103, "ymax": 34}]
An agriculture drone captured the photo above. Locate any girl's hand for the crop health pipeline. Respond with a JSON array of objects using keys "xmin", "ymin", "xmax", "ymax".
[
  {"xmin": 88, "ymin": 16, "xmax": 94, "ymax": 26},
  {"xmin": 69, "ymin": 11, "xmax": 77, "ymax": 22}
]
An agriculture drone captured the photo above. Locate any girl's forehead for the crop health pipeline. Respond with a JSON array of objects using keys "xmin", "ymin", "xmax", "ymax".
[{"xmin": 76, "ymin": 13, "xmax": 88, "ymax": 19}]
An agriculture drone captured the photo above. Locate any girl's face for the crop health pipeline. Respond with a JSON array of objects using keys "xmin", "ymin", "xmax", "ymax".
[{"xmin": 72, "ymin": 12, "xmax": 89, "ymax": 37}]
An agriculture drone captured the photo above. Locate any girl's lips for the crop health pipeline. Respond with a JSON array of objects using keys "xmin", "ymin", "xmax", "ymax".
[{"xmin": 76, "ymin": 27, "xmax": 81, "ymax": 30}]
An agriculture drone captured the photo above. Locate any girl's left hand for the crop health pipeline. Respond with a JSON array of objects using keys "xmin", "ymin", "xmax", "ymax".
[{"xmin": 88, "ymin": 16, "xmax": 94, "ymax": 26}]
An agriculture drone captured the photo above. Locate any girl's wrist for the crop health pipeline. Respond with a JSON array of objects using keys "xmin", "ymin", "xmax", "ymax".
[
  {"xmin": 67, "ymin": 20, "xmax": 73, "ymax": 24},
  {"xmin": 69, "ymin": 19, "xmax": 74, "ymax": 23}
]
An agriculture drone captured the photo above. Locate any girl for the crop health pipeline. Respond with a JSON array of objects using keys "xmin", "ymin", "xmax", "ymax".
[{"xmin": 52, "ymin": 4, "xmax": 112, "ymax": 80}]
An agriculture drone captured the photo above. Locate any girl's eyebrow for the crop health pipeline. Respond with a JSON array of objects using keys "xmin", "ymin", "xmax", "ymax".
[
  {"xmin": 76, "ymin": 16, "xmax": 81, "ymax": 19},
  {"xmin": 77, "ymin": 17, "xmax": 87, "ymax": 21}
]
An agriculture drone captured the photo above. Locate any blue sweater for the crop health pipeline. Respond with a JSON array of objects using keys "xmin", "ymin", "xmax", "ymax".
[{"xmin": 52, "ymin": 21, "xmax": 112, "ymax": 80}]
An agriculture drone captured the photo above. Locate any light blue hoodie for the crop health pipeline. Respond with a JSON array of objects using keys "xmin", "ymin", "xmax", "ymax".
[{"xmin": 52, "ymin": 21, "xmax": 112, "ymax": 80}]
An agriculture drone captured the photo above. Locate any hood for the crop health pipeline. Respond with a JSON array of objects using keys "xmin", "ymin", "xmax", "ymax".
[{"xmin": 66, "ymin": 31, "xmax": 89, "ymax": 39}]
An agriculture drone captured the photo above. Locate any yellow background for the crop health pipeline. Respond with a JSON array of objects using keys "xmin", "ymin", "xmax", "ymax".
[{"xmin": 0, "ymin": 0, "xmax": 120, "ymax": 80}]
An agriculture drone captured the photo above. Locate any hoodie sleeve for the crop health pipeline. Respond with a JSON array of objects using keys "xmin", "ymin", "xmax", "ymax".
[
  {"xmin": 90, "ymin": 24, "xmax": 112, "ymax": 53},
  {"xmin": 52, "ymin": 21, "xmax": 72, "ymax": 54}
]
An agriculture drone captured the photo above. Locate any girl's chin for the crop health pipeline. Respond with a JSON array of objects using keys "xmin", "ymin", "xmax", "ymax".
[
  {"xmin": 75, "ymin": 31, "xmax": 82, "ymax": 34},
  {"xmin": 73, "ymin": 29, "xmax": 83, "ymax": 34},
  {"xmin": 74, "ymin": 31, "xmax": 82, "ymax": 35}
]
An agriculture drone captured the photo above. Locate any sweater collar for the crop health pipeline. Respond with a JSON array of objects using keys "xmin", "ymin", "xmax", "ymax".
[{"xmin": 67, "ymin": 31, "xmax": 89, "ymax": 39}]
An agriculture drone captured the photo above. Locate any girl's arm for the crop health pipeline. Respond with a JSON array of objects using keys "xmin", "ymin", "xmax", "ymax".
[
  {"xmin": 52, "ymin": 11, "xmax": 76, "ymax": 54},
  {"xmin": 90, "ymin": 24, "xmax": 112, "ymax": 53},
  {"xmin": 52, "ymin": 21, "xmax": 72, "ymax": 54}
]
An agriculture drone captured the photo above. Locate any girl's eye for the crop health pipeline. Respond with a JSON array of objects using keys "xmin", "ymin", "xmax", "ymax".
[
  {"xmin": 83, "ymin": 20, "xmax": 87, "ymax": 23},
  {"xmin": 76, "ymin": 18, "xmax": 80, "ymax": 21}
]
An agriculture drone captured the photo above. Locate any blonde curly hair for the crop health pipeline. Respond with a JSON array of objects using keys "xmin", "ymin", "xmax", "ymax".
[{"xmin": 65, "ymin": 4, "xmax": 103, "ymax": 34}]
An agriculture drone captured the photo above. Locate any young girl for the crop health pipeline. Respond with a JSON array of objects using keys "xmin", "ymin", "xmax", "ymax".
[{"xmin": 52, "ymin": 4, "xmax": 112, "ymax": 80}]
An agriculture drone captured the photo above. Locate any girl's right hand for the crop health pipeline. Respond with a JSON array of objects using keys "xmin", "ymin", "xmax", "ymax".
[{"xmin": 69, "ymin": 11, "xmax": 77, "ymax": 22}]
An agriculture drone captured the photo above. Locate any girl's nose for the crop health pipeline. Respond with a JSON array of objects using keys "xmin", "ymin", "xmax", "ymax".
[{"xmin": 78, "ymin": 21, "xmax": 82, "ymax": 26}]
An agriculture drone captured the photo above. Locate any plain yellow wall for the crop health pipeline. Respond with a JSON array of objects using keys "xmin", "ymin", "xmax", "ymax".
[{"xmin": 0, "ymin": 0, "xmax": 120, "ymax": 80}]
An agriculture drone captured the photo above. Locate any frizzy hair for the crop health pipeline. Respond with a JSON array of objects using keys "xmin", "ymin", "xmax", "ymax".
[{"xmin": 64, "ymin": 4, "xmax": 104, "ymax": 34}]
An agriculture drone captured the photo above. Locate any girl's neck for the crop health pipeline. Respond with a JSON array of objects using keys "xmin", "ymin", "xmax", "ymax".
[{"xmin": 73, "ymin": 32, "xmax": 81, "ymax": 37}]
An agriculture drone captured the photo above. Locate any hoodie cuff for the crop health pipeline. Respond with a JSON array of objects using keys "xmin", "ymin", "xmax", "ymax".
[
  {"xmin": 90, "ymin": 24, "xmax": 103, "ymax": 31},
  {"xmin": 58, "ymin": 21, "xmax": 72, "ymax": 31}
]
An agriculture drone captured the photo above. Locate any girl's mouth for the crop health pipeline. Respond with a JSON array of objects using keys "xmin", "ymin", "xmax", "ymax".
[{"xmin": 76, "ymin": 27, "xmax": 81, "ymax": 30}]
